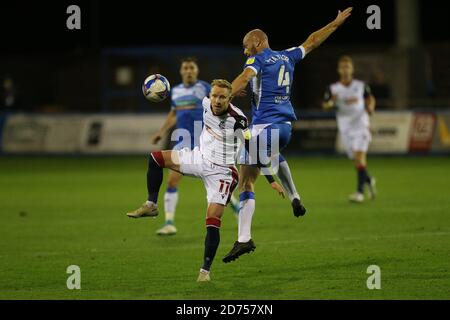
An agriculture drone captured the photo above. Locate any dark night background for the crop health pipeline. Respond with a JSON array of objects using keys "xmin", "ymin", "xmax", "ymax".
[
  {"xmin": 3, "ymin": 0, "xmax": 448, "ymax": 50},
  {"xmin": 0, "ymin": 0, "xmax": 449, "ymax": 113}
]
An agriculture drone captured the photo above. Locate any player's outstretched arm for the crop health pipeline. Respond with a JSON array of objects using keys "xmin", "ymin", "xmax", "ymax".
[
  {"xmin": 301, "ymin": 7, "xmax": 353, "ymax": 55},
  {"xmin": 231, "ymin": 68, "xmax": 256, "ymax": 98},
  {"xmin": 151, "ymin": 109, "xmax": 177, "ymax": 144}
]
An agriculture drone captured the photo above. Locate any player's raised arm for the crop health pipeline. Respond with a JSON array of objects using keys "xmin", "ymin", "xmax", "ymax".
[
  {"xmin": 301, "ymin": 7, "xmax": 353, "ymax": 55},
  {"xmin": 231, "ymin": 67, "xmax": 256, "ymax": 98}
]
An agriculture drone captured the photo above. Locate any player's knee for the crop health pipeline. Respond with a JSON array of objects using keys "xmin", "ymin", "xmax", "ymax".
[
  {"xmin": 206, "ymin": 203, "xmax": 225, "ymax": 220},
  {"xmin": 352, "ymin": 152, "xmax": 364, "ymax": 166},
  {"xmin": 239, "ymin": 166, "xmax": 258, "ymax": 192},
  {"xmin": 162, "ymin": 150, "xmax": 177, "ymax": 167},
  {"xmin": 354, "ymin": 157, "xmax": 366, "ymax": 168},
  {"xmin": 167, "ymin": 179, "xmax": 178, "ymax": 189},
  {"xmin": 167, "ymin": 173, "xmax": 181, "ymax": 188},
  {"xmin": 239, "ymin": 179, "xmax": 254, "ymax": 192},
  {"xmin": 149, "ymin": 151, "xmax": 165, "ymax": 169}
]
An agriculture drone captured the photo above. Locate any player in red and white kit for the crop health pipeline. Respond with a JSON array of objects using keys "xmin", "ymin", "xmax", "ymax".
[
  {"xmin": 323, "ymin": 55, "xmax": 377, "ymax": 203},
  {"xmin": 126, "ymin": 79, "xmax": 283, "ymax": 281}
]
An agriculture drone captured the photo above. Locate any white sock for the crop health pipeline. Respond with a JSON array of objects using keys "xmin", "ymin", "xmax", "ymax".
[
  {"xmin": 238, "ymin": 193, "xmax": 255, "ymax": 243},
  {"xmin": 165, "ymin": 212, "xmax": 175, "ymax": 224},
  {"xmin": 277, "ymin": 160, "xmax": 300, "ymax": 201},
  {"xmin": 164, "ymin": 190, "xmax": 178, "ymax": 224}
]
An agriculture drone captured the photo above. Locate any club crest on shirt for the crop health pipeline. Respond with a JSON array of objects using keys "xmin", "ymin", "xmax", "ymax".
[{"xmin": 246, "ymin": 57, "xmax": 255, "ymax": 65}]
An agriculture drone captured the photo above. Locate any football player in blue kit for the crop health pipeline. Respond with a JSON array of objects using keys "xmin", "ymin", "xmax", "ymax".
[
  {"xmin": 223, "ymin": 7, "xmax": 353, "ymax": 262},
  {"xmin": 151, "ymin": 57, "xmax": 241, "ymax": 235}
]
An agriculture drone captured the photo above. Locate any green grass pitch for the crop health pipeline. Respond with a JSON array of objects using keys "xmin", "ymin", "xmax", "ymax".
[{"xmin": 0, "ymin": 155, "xmax": 449, "ymax": 299}]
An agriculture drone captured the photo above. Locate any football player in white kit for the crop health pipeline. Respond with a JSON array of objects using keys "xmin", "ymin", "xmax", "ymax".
[
  {"xmin": 150, "ymin": 58, "xmax": 241, "ymax": 236},
  {"xmin": 126, "ymin": 79, "xmax": 281, "ymax": 281},
  {"xmin": 323, "ymin": 55, "xmax": 377, "ymax": 203}
]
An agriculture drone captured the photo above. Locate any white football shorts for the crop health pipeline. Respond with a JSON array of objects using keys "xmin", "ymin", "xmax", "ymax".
[
  {"xmin": 177, "ymin": 147, "xmax": 238, "ymax": 205},
  {"xmin": 340, "ymin": 128, "xmax": 372, "ymax": 159}
]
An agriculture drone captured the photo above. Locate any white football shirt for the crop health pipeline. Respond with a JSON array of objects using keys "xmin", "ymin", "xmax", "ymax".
[
  {"xmin": 326, "ymin": 79, "xmax": 371, "ymax": 133},
  {"xmin": 200, "ymin": 97, "xmax": 247, "ymax": 165}
]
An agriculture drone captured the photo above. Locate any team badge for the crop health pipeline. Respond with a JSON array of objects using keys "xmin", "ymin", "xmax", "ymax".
[{"xmin": 246, "ymin": 57, "xmax": 255, "ymax": 65}]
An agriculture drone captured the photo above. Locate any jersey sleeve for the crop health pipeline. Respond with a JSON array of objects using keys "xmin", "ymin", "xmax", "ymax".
[
  {"xmin": 363, "ymin": 83, "xmax": 372, "ymax": 98},
  {"xmin": 283, "ymin": 46, "xmax": 306, "ymax": 64},
  {"xmin": 244, "ymin": 55, "xmax": 264, "ymax": 74}
]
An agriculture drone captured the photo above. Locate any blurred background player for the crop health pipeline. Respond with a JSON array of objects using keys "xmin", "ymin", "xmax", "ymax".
[
  {"xmin": 322, "ymin": 55, "xmax": 377, "ymax": 203},
  {"xmin": 151, "ymin": 57, "xmax": 241, "ymax": 235},
  {"xmin": 127, "ymin": 80, "xmax": 249, "ymax": 281},
  {"xmin": 223, "ymin": 7, "xmax": 353, "ymax": 263}
]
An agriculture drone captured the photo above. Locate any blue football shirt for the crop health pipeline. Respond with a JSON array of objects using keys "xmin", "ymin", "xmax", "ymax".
[
  {"xmin": 244, "ymin": 46, "xmax": 305, "ymax": 124},
  {"xmin": 170, "ymin": 80, "xmax": 210, "ymax": 149}
]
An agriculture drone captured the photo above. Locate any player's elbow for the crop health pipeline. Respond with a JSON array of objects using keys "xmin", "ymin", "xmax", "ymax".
[
  {"xmin": 308, "ymin": 34, "xmax": 320, "ymax": 47},
  {"xmin": 303, "ymin": 38, "xmax": 319, "ymax": 54},
  {"xmin": 310, "ymin": 39, "xmax": 319, "ymax": 50}
]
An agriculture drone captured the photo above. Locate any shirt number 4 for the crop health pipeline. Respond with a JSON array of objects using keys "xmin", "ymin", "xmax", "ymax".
[{"xmin": 278, "ymin": 65, "xmax": 290, "ymax": 94}]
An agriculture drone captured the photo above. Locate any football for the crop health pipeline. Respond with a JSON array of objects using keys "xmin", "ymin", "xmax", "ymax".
[{"xmin": 142, "ymin": 74, "xmax": 171, "ymax": 102}]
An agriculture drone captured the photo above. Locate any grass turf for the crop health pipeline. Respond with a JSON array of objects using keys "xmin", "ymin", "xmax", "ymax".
[{"xmin": 0, "ymin": 156, "xmax": 449, "ymax": 299}]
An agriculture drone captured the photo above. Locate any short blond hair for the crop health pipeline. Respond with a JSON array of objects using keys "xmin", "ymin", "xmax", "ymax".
[{"xmin": 211, "ymin": 79, "xmax": 232, "ymax": 92}]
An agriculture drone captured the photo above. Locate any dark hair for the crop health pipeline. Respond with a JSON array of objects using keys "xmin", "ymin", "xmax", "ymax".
[{"xmin": 180, "ymin": 57, "xmax": 198, "ymax": 65}]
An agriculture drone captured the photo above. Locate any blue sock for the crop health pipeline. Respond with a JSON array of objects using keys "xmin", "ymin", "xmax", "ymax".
[{"xmin": 239, "ymin": 191, "xmax": 255, "ymax": 202}]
